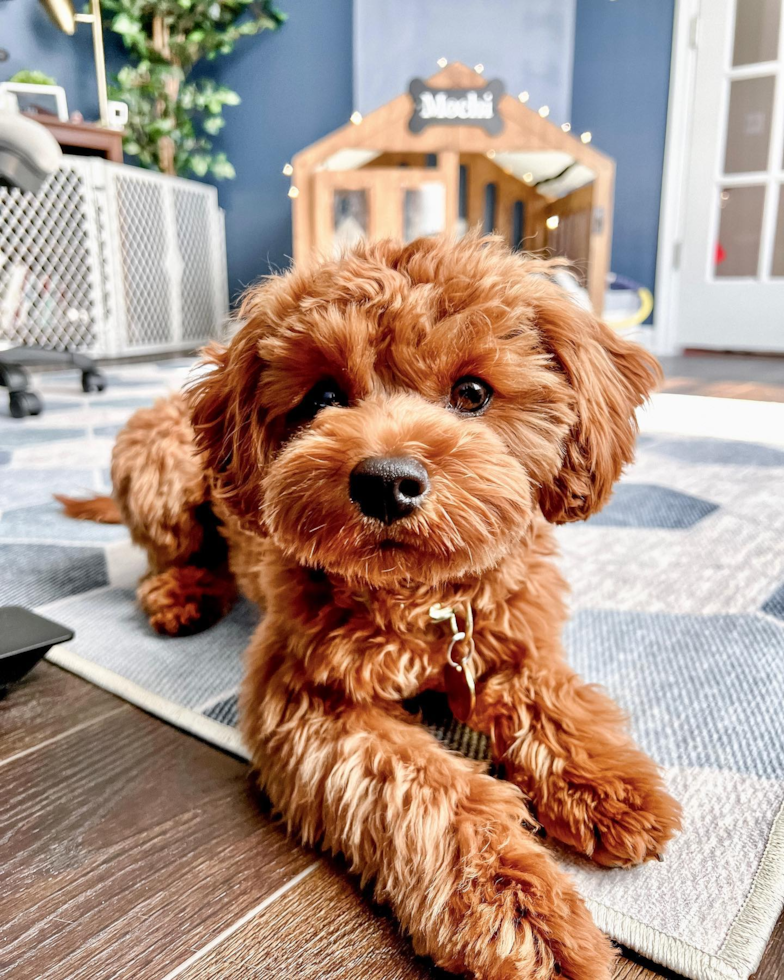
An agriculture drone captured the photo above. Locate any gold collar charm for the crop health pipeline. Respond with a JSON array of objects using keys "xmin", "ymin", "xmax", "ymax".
[{"xmin": 429, "ymin": 602, "xmax": 476, "ymax": 724}]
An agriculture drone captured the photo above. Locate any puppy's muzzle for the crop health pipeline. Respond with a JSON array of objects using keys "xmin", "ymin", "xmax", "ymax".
[{"xmin": 349, "ymin": 456, "xmax": 430, "ymax": 525}]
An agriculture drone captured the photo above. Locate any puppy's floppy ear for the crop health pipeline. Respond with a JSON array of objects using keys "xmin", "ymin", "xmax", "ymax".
[
  {"xmin": 187, "ymin": 324, "xmax": 268, "ymax": 524},
  {"xmin": 536, "ymin": 291, "xmax": 662, "ymax": 524}
]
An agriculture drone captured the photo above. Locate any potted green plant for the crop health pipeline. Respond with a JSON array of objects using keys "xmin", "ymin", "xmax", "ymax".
[{"xmin": 103, "ymin": 0, "xmax": 285, "ymax": 179}]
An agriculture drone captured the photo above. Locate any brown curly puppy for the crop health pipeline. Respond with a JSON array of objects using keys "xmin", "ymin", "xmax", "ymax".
[{"xmin": 62, "ymin": 235, "xmax": 681, "ymax": 979}]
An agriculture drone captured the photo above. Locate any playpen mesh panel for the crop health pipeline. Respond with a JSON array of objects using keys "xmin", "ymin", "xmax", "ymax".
[
  {"xmin": 0, "ymin": 167, "xmax": 97, "ymax": 351},
  {"xmin": 174, "ymin": 187, "xmax": 217, "ymax": 342},
  {"xmin": 92, "ymin": 190, "xmax": 112, "ymax": 328},
  {"xmin": 115, "ymin": 174, "xmax": 172, "ymax": 347}
]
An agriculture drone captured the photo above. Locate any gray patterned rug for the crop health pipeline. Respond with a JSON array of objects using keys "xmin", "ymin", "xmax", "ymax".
[{"xmin": 1, "ymin": 360, "xmax": 783, "ymax": 980}]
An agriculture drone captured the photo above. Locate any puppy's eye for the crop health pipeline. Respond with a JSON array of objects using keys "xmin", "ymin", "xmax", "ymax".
[
  {"xmin": 449, "ymin": 376, "xmax": 493, "ymax": 415},
  {"xmin": 293, "ymin": 378, "xmax": 348, "ymax": 422}
]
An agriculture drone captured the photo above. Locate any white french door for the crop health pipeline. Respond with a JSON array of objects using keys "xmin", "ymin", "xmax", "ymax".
[{"xmin": 676, "ymin": 0, "xmax": 784, "ymax": 351}]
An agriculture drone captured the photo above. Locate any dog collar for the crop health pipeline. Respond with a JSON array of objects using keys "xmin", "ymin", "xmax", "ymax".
[{"xmin": 429, "ymin": 601, "xmax": 476, "ymax": 724}]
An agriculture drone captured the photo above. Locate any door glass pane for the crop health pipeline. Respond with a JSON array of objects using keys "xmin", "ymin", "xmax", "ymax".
[
  {"xmin": 732, "ymin": 0, "xmax": 781, "ymax": 66},
  {"xmin": 404, "ymin": 182, "xmax": 445, "ymax": 241},
  {"xmin": 715, "ymin": 185, "xmax": 765, "ymax": 277},
  {"xmin": 771, "ymin": 187, "xmax": 784, "ymax": 276},
  {"xmin": 334, "ymin": 190, "xmax": 368, "ymax": 248},
  {"xmin": 724, "ymin": 76, "xmax": 775, "ymax": 173}
]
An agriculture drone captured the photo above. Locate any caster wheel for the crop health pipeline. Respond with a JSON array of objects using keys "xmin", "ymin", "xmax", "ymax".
[
  {"xmin": 9, "ymin": 390, "xmax": 43, "ymax": 418},
  {"xmin": 3, "ymin": 366, "xmax": 28, "ymax": 391},
  {"xmin": 82, "ymin": 370, "xmax": 106, "ymax": 394}
]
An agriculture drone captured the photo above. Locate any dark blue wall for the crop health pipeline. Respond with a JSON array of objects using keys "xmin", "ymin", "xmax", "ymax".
[
  {"xmin": 0, "ymin": 0, "xmax": 126, "ymax": 122},
  {"xmin": 211, "ymin": 0, "xmax": 353, "ymax": 299},
  {"xmin": 354, "ymin": 0, "xmax": 575, "ymax": 124},
  {"xmin": 571, "ymin": 0, "xmax": 674, "ymax": 305},
  {"xmin": 2, "ymin": 0, "xmax": 353, "ymax": 302}
]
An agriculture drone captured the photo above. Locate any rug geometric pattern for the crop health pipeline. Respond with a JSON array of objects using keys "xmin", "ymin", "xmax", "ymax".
[
  {"xmin": 1, "ymin": 361, "xmax": 782, "ymax": 980},
  {"xmin": 762, "ymin": 582, "xmax": 784, "ymax": 622},
  {"xmin": 588, "ymin": 483, "xmax": 719, "ymax": 528}
]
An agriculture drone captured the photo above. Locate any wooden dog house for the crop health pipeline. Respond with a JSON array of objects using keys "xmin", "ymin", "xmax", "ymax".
[{"xmin": 290, "ymin": 63, "xmax": 615, "ymax": 313}]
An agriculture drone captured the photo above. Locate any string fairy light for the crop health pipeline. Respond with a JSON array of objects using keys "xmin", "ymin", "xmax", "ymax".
[
  {"xmin": 546, "ymin": 215, "xmax": 560, "ymax": 230},
  {"xmin": 436, "ymin": 57, "xmax": 448, "ymax": 68},
  {"xmin": 282, "ymin": 80, "xmax": 598, "ymax": 204},
  {"xmin": 474, "ymin": 63, "xmax": 484, "ymax": 74}
]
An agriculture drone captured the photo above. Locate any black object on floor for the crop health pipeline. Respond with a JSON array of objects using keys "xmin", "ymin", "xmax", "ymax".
[
  {"xmin": 0, "ymin": 347, "xmax": 107, "ymax": 418},
  {"xmin": 0, "ymin": 606, "xmax": 74, "ymax": 687}
]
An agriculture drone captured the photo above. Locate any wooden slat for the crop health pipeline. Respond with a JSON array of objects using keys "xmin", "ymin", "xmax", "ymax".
[
  {"xmin": 174, "ymin": 861, "xmax": 449, "ymax": 980},
  {"xmin": 375, "ymin": 170, "xmax": 404, "ymax": 241},
  {"xmin": 752, "ymin": 911, "xmax": 784, "ymax": 980},
  {"xmin": 0, "ymin": 704, "xmax": 312, "ymax": 980},
  {"xmin": 613, "ymin": 957, "xmax": 679, "ymax": 980},
  {"xmin": 463, "ymin": 153, "xmax": 539, "ymax": 238},
  {"xmin": 0, "ymin": 661, "xmax": 124, "ymax": 763},
  {"xmin": 587, "ymin": 164, "xmax": 614, "ymax": 314},
  {"xmin": 438, "ymin": 150, "xmax": 460, "ymax": 238},
  {"xmin": 662, "ymin": 377, "xmax": 784, "ymax": 402},
  {"xmin": 546, "ymin": 182, "xmax": 595, "ymax": 218},
  {"xmin": 367, "ymin": 152, "xmax": 429, "ymax": 168},
  {"xmin": 612, "ymin": 948, "xmax": 686, "ymax": 980}
]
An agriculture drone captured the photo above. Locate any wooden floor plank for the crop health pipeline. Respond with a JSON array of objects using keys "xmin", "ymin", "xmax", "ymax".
[
  {"xmin": 0, "ymin": 661, "xmax": 124, "ymax": 763},
  {"xmin": 173, "ymin": 861, "xmax": 451, "ymax": 980},
  {"xmin": 658, "ymin": 353, "xmax": 784, "ymax": 403},
  {"xmin": 612, "ymin": 950, "xmax": 686, "ymax": 980},
  {"xmin": 0, "ymin": 703, "xmax": 312, "ymax": 980},
  {"xmin": 661, "ymin": 377, "xmax": 784, "ymax": 402},
  {"xmin": 659, "ymin": 354, "xmax": 784, "ymax": 386},
  {"xmin": 752, "ymin": 911, "xmax": 784, "ymax": 980}
]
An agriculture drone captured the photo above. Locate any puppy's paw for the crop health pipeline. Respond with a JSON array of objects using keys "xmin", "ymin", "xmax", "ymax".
[
  {"xmin": 589, "ymin": 784, "xmax": 681, "ymax": 868},
  {"xmin": 138, "ymin": 566, "xmax": 235, "ymax": 637},
  {"xmin": 459, "ymin": 881, "xmax": 613, "ymax": 979},
  {"xmin": 435, "ymin": 832, "xmax": 614, "ymax": 980},
  {"xmin": 539, "ymin": 768, "xmax": 682, "ymax": 868}
]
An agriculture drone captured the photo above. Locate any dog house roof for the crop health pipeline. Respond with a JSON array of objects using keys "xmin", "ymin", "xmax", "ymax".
[{"xmin": 292, "ymin": 62, "xmax": 614, "ymax": 191}]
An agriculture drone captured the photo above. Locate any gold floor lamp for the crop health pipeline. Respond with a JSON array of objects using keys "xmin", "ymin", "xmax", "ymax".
[{"xmin": 39, "ymin": 0, "xmax": 109, "ymax": 127}]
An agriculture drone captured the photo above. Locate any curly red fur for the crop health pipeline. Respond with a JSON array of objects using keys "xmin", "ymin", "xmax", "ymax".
[
  {"xmin": 55, "ymin": 494, "xmax": 121, "ymax": 523},
  {"xmin": 89, "ymin": 235, "xmax": 679, "ymax": 978},
  {"xmin": 137, "ymin": 565, "xmax": 236, "ymax": 636}
]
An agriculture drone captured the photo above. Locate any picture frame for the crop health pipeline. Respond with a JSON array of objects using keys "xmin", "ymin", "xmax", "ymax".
[{"xmin": 0, "ymin": 82, "xmax": 69, "ymax": 122}]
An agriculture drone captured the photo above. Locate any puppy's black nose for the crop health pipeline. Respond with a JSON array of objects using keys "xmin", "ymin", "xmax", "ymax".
[{"xmin": 349, "ymin": 456, "xmax": 430, "ymax": 524}]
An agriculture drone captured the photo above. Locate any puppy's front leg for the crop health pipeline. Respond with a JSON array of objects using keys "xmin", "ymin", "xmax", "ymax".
[
  {"xmin": 241, "ymin": 632, "xmax": 614, "ymax": 980},
  {"xmin": 475, "ymin": 658, "xmax": 682, "ymax": 867}
]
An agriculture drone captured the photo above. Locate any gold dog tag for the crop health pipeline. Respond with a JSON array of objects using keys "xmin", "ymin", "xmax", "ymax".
[
  {"xmin": 430, "ymin": 602, "xmax": 476, "ymax": 724},
  {"xmin": 444, "ymin": 657, "xmax": 476, "ymax": 724}
]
